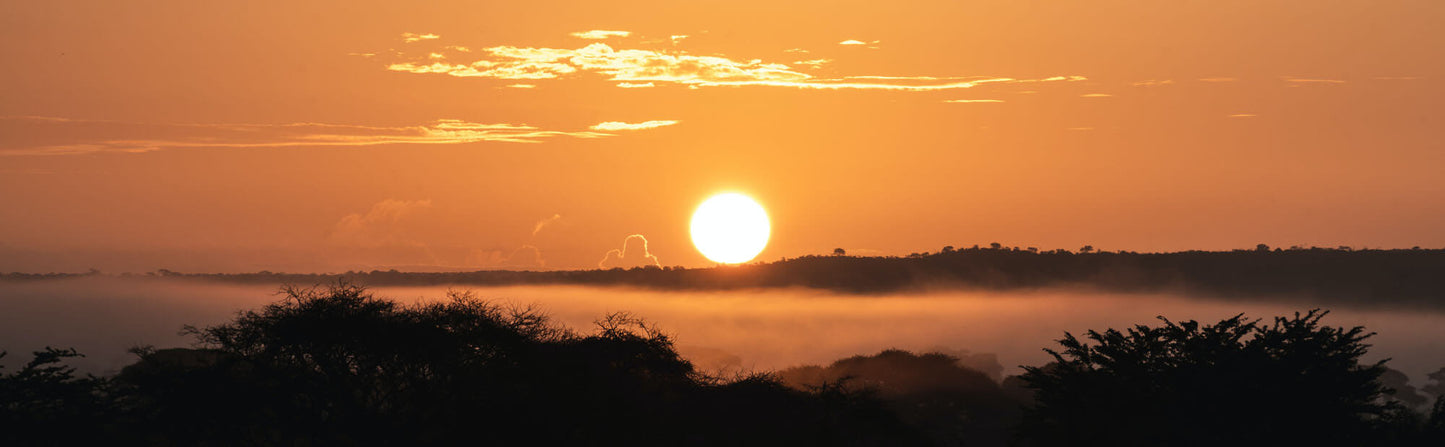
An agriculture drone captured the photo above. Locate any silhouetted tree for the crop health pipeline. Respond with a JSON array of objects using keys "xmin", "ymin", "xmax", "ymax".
[
  {"xmin": 833, "ymin": 248, "xmax": 846, "ymax": 256},
  {"xmin": 1018, "ymin": 310, "xmax": 1396, "ymax": 446},
  {"xmin": 0, "ymin": 348, "xmax": 113, "ymax": 445}
]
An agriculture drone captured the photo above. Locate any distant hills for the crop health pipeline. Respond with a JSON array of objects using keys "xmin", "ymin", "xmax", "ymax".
[{"xmin": 8, "ymin": 246, "xmax": 1444, "ymax": 309}]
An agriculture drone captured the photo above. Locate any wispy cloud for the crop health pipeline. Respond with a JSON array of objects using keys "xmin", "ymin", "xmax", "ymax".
[
  {"xmin": 1198, "ymin": 77, "xmax": 1239, "ymax": 83},
  {"xmin": 571, "ymin": 30, "xmax": 631, "ymax": 40},
  {"xmin": 1284, "ymin": 78, "xmax": 1346, "ymax": 84},
  {"xmin": 1131, "ymin": 80, "xmax": 1173, "ymax": 87},
  {"xmin": 589, "ymin": 120, "xmax": 679, "ymax": 131},
  {"xmin": 532, "ymin": 214, "xmax": 563, "ymax": 237},
  {"xmin": 616, "ymin": 82, "xmax": 655, "ymax": 88},
  {"xmin": 383, "ymin": 37, "xmax": 1085, "ymax": 92},
  {"xmin": 0, "ymin": 116, "xmax": 666, "ymax": 156},
  {"xmin": 505, "ymin": 84, "xmax": 536, "ymax": 88},
  {"xmin": 1228, "ymin": 114, "xmax": 1258, "ymax": 118},
  {"xmin": 1080, "ymin": 93, "xmax": 1113, "ymax": 97},
  {"xmin": 401, "ymin": 32, "xmax": 440, "ymax": 43},
  {"xmin": 792, "ymin": 59, "xmax": 831, "ymax": 69},
  {"xmin": 944, "ymin": 99, "xmax": 1004, "ymax": 103},
  {"xmin": 330, "ymin": 199, "xmax": 434, "ymax": 248}
]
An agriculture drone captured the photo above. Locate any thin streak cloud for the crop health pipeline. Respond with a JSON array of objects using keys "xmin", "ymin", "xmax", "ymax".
[
  {"xmin": 571, "ymin": 30, "xmax": 631, "ymax": 40},
  {"xmin": 0, "ymin": 116, "xmax": 670, "ymax": 156},
  {"xmin": 944, "ymin": 99, "xmax": 1004, "ymax": 103},
  {"xmin": 589, "ymin": 120, "xmax": 679, "ymax": 131},
  {"xmin": 1284, "ymin": 78, "xmax": 1347, "ymax": 84},
  {"xmin": 401, "ymin": 32, "xmax": 440, "ymax": 43}
]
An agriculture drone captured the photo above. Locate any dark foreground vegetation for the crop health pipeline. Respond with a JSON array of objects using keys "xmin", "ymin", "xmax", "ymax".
[
  {"xmin": 3, "ymin": 284, "xmax": 1444, "ymax": 446},
  {"xmin": 12, "ymin": 246, "xmax": 1445, "ymax": 309}
]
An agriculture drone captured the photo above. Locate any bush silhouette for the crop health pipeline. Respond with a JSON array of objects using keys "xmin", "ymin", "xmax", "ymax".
[{"xmin": 1017, "ymin": 310, "xmax": 1399, "ymax": 446}]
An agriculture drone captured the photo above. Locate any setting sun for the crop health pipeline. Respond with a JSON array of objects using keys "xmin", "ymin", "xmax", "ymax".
[{"xmin": 690, "ymin": 193, "xmax": 771, "ymax": 264}]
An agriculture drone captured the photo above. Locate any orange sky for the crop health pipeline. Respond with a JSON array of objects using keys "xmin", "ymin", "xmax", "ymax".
[{"xmin": 2, "ymin": 0, "xmax": 1442, "ymax": 273}]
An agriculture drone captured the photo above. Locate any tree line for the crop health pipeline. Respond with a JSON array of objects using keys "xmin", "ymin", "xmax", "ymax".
[{"xmin": 4, "ymin": 284, "xmax": 1444, "ymax": 445}]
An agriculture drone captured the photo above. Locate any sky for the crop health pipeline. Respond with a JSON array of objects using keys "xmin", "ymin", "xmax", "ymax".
[{"xmin": 1, "ymin": 0, "xmax": 1442, "ymax": 273}]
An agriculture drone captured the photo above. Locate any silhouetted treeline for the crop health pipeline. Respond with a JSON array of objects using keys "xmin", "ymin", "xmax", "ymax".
[
  {"xmin": 4, "ymin": 285, "xmax": 1444, "ymax": 445},
  {"xmin": 13, "ymin": 246, "xmax": 1444, "ymax": 309},
  {"xmin": 1, "ymin": 284, "xmax": 921, "ymax": 446}
]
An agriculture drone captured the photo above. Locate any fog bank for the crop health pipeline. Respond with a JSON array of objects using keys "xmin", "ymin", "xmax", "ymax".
[{"xmin": 2, "ymin": 277, "xmax": 1442, "ymax": 386}]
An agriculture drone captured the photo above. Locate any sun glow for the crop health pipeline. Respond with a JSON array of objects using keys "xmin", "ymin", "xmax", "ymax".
[{"xmin": 690, "ymin": 193, "xmax": 771, "ymax": 264}]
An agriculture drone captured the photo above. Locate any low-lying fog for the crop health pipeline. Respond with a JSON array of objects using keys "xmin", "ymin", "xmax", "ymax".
[{"xmin": 3, "ymin": 277, "xmax": 1443, "ymax": 386}]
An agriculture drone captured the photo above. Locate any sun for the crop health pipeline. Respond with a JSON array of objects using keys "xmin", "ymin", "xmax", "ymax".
[{"xmin": 690, "ymin": 193, "xmax": 771, "ymax": 264}]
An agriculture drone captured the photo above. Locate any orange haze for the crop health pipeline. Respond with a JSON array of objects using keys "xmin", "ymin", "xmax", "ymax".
[{"xmin": 2, "ymin": 1, "xmax": 1443, "ymax": 272}]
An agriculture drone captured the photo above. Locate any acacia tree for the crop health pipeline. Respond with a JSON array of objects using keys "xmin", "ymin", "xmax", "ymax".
[{"xmin": 1017, "ymin": 310, "xmax": 1395, "ymax": 446}]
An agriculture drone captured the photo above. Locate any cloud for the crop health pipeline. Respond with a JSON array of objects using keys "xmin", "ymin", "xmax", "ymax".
[
  {"xmin": 505, "ymin": 84, "xmax": 536, "ymax": 88},
  {"xmin": 0, "ymin": 116, "xmax": 649, "ymax": 155},
  {"xmin": 839, "ymin": 39, "xmax": 879, "ymax": 46},
  {"xmin": 670, "ymin": 35, "xmax": 688, "ymax": 44},
  {"xmin": 466, "ymin": 245, "xmax": 546, "ymax": 269},
  {"xmin": 1198, "ymin": 77, "xmax": 1239, "ymax": 83},
  {"xmin": 599, "ymin": 234, "xmax": 661, "ymax": 269},
  {"xmin": 589, "ymin": 120, "xmax": 679, "ymax": 131},
  {"xmin": 1372, "ymin": 76, "xmax": 1422, "ymax": 81},
  {"xmin": 382, "ymin": 38, "xmax": 1085, "ymax": 92},
  {"xmin": 330, "ymin": 199, "xmax": 433, "ymax": 248},
  {"xmin": 1080, "ymin": 93, "xmax": 1113, "ymax": 97},
  {"xmin": 402, "ymin": 32, "xmax": 440, "ymax": 43},
  {"xmin": 792, "ymin": 59, "xmax": 831, "ymax": 69},
  {"xmin": 1131, "ymin": 80, "xmax": 1173, "ymax": 87},
  {"xmin": 532, "ymin": 214, "xmax": 563, "ymax": 237},
  {"xmin": 944, "ymin": 99, "xmax": 1004, "ymax": 103},
  {"xmin": 1228, "ymin": 114, "xmax": 1258, "ymax": 118},
  {"xmin": 1284, "ymin": 78, "xmax": 1346, "ymax": 84},
  {"xmin": 571, "ymin": 30, "xmax": 631, "ymax": 40},
  {"xmin": 783, "ymin": 48, "xmax": 809, "ymax": 53},
  {"xmin": 616, "ymin": 82, "xmax": 655, "ymax": 88}
]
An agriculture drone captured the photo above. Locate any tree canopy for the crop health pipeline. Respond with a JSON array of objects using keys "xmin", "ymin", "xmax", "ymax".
[{"xmin": 1018, "ymin": 310, "xmax": 1406, "ymax": 446}]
